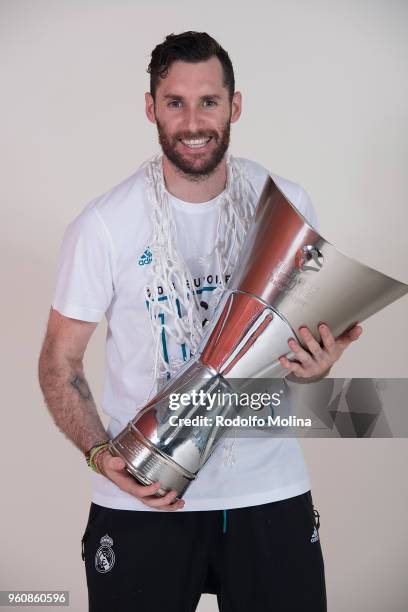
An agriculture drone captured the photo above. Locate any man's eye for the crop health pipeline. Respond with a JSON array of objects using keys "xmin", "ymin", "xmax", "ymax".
[
  {"xmin": 168, "ymin": 100, "xmax": 182, "ymax": 108},
  {"xmin": 203, "ymin": 99, "xmax": 217, "ymax": 107}
]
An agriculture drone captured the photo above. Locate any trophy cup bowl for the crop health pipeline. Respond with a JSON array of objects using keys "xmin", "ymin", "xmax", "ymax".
[{"xmin": 109, "ymin": 176, "xmax": 408, "ymax": 498}]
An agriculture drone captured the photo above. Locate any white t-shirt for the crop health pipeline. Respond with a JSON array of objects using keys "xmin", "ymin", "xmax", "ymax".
[{"xmin": 52, "ymin": 155, "xmax": 319, "ymax": 512}]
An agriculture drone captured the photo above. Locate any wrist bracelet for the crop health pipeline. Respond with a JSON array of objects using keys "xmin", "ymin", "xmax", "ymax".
[
  {"xmin": 91, "ymin": 444, "xmax": 110, "ymax": 474},
  {"xmin": 85, "ymin": 440, "xmax": 110, "ymax": 473}
]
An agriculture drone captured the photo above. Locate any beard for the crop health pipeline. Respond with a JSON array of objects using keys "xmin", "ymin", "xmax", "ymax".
[{"xmin": 156, "ymin": 117, "xmax": 231, "ymax": 180}]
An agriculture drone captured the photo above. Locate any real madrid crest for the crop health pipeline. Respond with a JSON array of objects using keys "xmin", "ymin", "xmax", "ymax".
[{"xmin": 95, "ymin": 534, "xmax": 115, "ymax": 573}]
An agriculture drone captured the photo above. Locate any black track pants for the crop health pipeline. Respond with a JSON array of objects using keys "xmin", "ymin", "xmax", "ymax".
[{"xmin": 81, "ymin": 490, "xmax": 326, "ymax": 611}]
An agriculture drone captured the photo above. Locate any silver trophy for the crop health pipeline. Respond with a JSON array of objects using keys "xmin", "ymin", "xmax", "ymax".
[{"xmin": 109, "ymin": 176, "xmax": 408, "ymax": 498}]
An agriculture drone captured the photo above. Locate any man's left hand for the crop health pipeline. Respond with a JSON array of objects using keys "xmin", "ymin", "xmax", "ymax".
[{"xmin": 279, "ymin": 323, "xmax": 363, "ymax": 380}]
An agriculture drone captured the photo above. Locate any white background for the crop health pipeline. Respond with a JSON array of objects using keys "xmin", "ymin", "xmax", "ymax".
[{"xmin": 1, "ymin": 0, "xmax": 407, "ymax": 610}]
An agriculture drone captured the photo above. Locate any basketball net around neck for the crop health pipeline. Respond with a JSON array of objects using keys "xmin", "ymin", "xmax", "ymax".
[{"xmin": 141, "ymin": 151, "xmax": 258, "ymax": 392}]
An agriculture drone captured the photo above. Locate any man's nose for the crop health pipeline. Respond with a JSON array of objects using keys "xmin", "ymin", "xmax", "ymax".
[{"xmin": 183, "ymin": 108, "xmax": 203, "ymax": 134}]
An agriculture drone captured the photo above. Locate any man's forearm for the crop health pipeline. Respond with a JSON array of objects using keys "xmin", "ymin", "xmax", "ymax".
[{"xmin": 38, "ymin": 348, "xmax": 108, "ymax": 453}]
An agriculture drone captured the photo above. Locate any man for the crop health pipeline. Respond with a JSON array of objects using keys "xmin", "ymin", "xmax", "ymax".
[{"xmin": 38, "ymin": 31, "xmax": 362, "ymax": 611}]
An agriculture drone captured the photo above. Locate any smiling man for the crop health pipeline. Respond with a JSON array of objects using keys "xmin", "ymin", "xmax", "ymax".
[
  {"xmin": 154, "ymin": 57, "xmax": 232, "ymax": 180},
  {"xmin": 39, "ymin": 31, "xmax": 362, "ymax": 612}
]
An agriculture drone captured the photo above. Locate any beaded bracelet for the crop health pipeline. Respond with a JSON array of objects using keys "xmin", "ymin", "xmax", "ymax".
[
  {"xmin": 92, "ymin": 445, "xmax": 110, "ymax": 474},
  {"xmin": 85, "ymin": 441, "xmax": 110, "ymax": 474}
]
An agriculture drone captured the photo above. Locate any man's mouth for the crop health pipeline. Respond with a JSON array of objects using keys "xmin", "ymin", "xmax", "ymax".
[{"xmin": 179, "ymin": 137, "xmax": 212, "ymax": 150}]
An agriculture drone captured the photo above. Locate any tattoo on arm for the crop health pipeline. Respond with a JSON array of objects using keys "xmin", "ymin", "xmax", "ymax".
[
  {"xmin": 38, "ymin": 347, "xmax": 107, "ymax": 453},
  {"xmin": 70, "ymin": 374, "xmax": 93, "ymax": 401}
]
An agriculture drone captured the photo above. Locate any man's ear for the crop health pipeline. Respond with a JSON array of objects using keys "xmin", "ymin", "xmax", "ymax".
[
  {"xmin": 230, "ymin": 91, "xmax": 242, "ymax": 123},
  {"xmin": 145, "ymin": 92, "xmax": 156, "ymax": 124}
]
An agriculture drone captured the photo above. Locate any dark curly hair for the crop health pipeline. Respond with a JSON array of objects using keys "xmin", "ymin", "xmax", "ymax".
[{"xmin": 147, "ymin": 31, "xmax": 235, "ymax": 101}]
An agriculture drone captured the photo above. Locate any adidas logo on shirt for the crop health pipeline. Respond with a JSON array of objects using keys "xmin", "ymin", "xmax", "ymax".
[
  {"xmin": 311, "ymin": 527, "xmax": 319, "ymax": 543},
  {"xmin": 139, "ymin": 247, "xmax": 152, "ymax": 266}
]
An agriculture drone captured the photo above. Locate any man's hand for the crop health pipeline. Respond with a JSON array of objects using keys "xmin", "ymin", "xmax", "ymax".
[
  {"xmin": 279, "ymin": 323, "xmax": 363, "ymax": 380},
  {"xmin": 96, "ymin": 449, "xmax": 185, "ymax": 511}
]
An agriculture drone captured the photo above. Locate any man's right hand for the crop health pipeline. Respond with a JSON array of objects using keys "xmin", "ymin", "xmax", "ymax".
[{"xmin": 96, "ymin": 449, "xmax": 185, "ymax": 511}]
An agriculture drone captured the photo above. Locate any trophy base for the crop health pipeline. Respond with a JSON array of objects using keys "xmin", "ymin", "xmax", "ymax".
[{"xmin": 108, "ymin": 423, "xmax": 195, "ymax": 499}]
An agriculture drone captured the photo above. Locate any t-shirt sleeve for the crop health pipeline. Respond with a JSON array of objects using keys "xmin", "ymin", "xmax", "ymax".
[
  {"xmin": 52, "ymin": 206, "xmax": 115, "ymax": 323},
  {"xmin": 295, "ymin": 186, "xmax": 320, "ymax": 232}
]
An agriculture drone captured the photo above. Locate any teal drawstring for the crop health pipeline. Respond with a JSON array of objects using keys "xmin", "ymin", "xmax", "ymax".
[{"xmin": 222, "ymin": 509, "xmax": 228, "ymax": 534}]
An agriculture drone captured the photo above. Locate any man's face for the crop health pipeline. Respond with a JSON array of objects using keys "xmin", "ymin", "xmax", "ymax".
[{"xmin": 145, "ymin": 57, "xmax": 241, "ymax": 178}]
